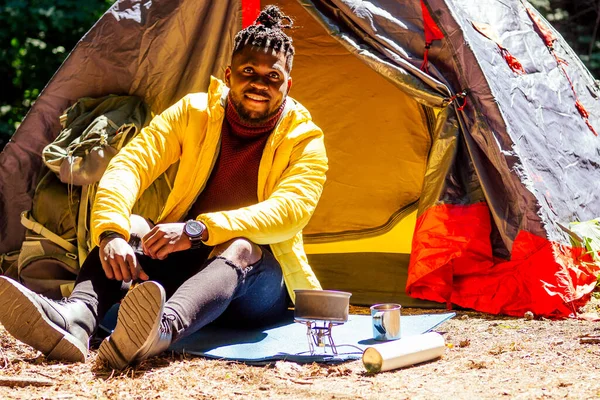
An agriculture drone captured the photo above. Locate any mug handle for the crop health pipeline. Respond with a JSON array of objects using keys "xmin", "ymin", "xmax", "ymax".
[{"xmin": 373, "ymin": 311, "xmax": 387, "ymax": 334}]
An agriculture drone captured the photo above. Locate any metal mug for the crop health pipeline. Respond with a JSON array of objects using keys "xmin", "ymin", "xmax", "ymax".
[{"xmin": 371, "ymin": 303, "xmax": 401, "ymax": 341}]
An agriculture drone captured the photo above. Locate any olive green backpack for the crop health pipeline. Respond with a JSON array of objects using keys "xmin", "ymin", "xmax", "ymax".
[{"xmin": 7, "ymin": 95, "xmax": 176, "ymax": 299}]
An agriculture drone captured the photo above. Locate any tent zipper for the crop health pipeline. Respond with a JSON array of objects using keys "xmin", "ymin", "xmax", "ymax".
[{"xmin": 303, "ymin": 201, "xmax": 419, "ymax": 244}]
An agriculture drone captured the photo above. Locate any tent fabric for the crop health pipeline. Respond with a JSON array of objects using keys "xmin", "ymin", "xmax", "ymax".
[
  {"xmin": 308, "ymin": 252, "xmax": 440, "ymax": 307},
  {"xmin": 407, "ymin": 202, "xmax": 598, "ymax": 316},
  {"xmin": 420, "ymin": 0, "xmax": 445, "ymax": 73},
  {"xmin": 283, "ymin": 0, "xmax": 433, "ymax": 237},
  {"xmin": 1, "ymin": 0, "xmax": 599, "ymax": 317},
  {"xmin": 430, "ymin": 0, "xmax": 600, "ymax": 237},
  {"xmin": 407, "ymin": 0, "xmax": 600, "ymax": 316}
]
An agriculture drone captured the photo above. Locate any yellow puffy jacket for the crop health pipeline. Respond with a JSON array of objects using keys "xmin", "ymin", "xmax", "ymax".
[{"xmin": 91, "ymin": 77, "xmax": 327, "ymax": 302}]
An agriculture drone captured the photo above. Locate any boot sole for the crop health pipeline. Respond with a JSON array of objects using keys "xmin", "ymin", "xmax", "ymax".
[
  {"xmin": 0, "ymin": 277, "xmax": 86, "ymax": 362},
  {"xmin": 98, "ymin": 281, "xmax": 165, "ymax": 370}
]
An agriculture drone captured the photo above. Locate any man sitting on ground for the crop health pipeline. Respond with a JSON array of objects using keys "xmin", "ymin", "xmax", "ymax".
[{"xmin": 0, "ymin": 5, "xmax": 327, "ymax": 370}]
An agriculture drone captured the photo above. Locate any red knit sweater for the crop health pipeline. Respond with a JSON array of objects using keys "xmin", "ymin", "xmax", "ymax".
[{"xmin": 185, "ymin": 97, "xmax": 285, "ymax": 219}]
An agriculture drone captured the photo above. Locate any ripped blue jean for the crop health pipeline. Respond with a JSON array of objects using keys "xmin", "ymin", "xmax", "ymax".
[{"xmin": 70, "ymin": 243, "xmax": 289, "ymax": 342}]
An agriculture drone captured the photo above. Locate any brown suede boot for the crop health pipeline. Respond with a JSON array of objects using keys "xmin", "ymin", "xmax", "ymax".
[
  {"xmin": 97, "ymin": 281, "xmax": 173, "ymax": 370},
  {"xmin": 0, "ymin": 276, "xmax": 96, "ymax": 362}
]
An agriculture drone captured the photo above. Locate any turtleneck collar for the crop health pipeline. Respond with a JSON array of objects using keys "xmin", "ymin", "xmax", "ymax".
[{"xmin": 225, "ymin": 95, "xmax": 286, "ymax": 139}]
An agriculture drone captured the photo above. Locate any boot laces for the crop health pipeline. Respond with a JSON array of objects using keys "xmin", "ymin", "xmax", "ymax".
[
  {"xmin": 160, "ymin": 314, "xmax": 176, "ymax": 334},
  {"xmin": 57, "ymin": 297, "xmax": 72, "ymax": 305}
]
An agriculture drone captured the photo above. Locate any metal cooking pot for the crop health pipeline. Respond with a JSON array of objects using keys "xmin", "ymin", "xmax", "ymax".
[{"xmin": 294, "ymin": 289, "xmax": 352, "ymax": 322}]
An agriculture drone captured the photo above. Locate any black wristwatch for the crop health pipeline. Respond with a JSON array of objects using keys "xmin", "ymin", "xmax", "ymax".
[{"xmin": 184, "ymin": 220, "xmax": 206, "ymax": 249}]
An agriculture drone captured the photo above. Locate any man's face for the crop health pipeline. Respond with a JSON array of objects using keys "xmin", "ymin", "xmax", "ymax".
[{"xmin": 225, "ymin": 46, "xmax": 292, "ymax": 124}]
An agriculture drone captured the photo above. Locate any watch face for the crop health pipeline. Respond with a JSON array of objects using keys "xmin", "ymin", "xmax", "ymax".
[{"xmin": 185, "ymin": 220, "xmax": 203, "ymax": 237}]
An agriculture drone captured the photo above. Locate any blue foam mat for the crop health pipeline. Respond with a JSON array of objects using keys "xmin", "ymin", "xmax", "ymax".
[{"xmin": 167, "ymin": 312, "xmax": 455, "ymax": 364}]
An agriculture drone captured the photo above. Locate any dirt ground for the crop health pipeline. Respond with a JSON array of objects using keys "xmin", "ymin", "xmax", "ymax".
[{"xmin": 1, "ymin": 300, "xmax": 600, "ymax": 400}]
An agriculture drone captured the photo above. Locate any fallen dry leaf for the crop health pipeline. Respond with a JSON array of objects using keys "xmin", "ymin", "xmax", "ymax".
[
  {"xmin": 467, "ymin": 360, "xmax": 487, "ymax": 369},
  {"xmin": 327, "ymin": 365, "xmax": 352, "ymax": 377},
  {"xmin": 579, "ymin": 333, "xmax": 600, "ymax": 344}
]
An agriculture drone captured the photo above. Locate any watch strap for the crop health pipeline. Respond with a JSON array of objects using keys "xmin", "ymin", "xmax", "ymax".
[
  {"xmin": 99, "ymin": 230, "xmax": 125, "ymax": 243},
  {"xmin": 189, "ymin": 236, "xmax": 205, "ymax": 249}
]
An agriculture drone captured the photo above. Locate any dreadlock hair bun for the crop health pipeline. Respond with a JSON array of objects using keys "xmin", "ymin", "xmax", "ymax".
[
  {"xmin": 256, "ymin": 5, "xmax": 293, "ymax": 29},
  {"xmin": 232, "ymin": 5, "xmax": 295, "ymax": 71}
]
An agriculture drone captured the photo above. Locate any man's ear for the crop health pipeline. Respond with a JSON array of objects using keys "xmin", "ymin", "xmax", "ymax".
[
  {"xmin": 224, "ymin": 66, "xmax": 232, "ymax": 87},
  {"xmin": 286, "ymin": 77, "xmax": 293, "ymax": 95}
]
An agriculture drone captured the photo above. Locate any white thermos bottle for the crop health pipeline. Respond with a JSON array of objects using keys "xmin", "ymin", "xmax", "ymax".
[{"xmin": 362, "ymin": 332, "xmax": 446, "ymax": 373}]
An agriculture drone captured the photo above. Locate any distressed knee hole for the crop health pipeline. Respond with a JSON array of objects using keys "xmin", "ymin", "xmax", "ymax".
[{"xmin": 215, "ymin": 256, "xmax": 255, "ymax": 277}]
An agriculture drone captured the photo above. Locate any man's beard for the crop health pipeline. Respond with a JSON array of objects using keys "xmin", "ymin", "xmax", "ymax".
[{"xmin": 229, "ymin": 92, "xmax": 282, "ymax": 125}]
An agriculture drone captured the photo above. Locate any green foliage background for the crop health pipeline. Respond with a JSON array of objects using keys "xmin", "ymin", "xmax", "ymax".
[
  {"xmin": 0, "ymin": 0, "xmax": 115, "ymax": 149},
  {"xmin": 0, "ymin": 0, "xmax": 599, "ymax": 151},
  {"xmin": 531, "ymin": 0, "xmax": 600, "ymax": 73}
]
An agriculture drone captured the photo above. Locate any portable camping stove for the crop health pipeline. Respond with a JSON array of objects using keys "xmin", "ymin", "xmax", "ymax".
[
  {"xmin": 294, "ymin": 318, "xmax": 344, "ymax": 355},
  {"xmin": 293, "ymin": 289, "xmax": 352, "ymax": 356}
]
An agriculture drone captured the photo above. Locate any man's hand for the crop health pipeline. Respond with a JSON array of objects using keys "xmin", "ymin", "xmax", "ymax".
[
  {"xmin": 142, "ymin": 223, "xmax": 191, "ymax": 260},
  {"xmin": 99, "ymin": 237, "xmax": 149, "ymax": 282}
]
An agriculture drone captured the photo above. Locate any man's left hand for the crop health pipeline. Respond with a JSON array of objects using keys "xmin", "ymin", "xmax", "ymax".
[{"xmin": 142, "ymin": 223, "xmax": 191, "ymax": 259}]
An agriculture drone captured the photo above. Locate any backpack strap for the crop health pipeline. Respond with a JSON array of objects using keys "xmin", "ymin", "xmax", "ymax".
[
  {"xmin": 76, "ymin": 184, "xmax": 92, "ymax": 267},
  {"xmin": 20, "ymin": 211, "xmax": 78, "ymax": 254}
]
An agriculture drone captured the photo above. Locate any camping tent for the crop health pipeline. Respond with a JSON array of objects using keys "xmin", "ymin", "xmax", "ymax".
[{"xmin": 1, "ymin": 0, "xmax": 599, "ymax": 317}]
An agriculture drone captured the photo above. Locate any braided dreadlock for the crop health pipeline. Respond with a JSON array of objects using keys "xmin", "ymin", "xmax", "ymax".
[{"xmin": 233, "ymin": 5, "xmax": 295, "ymax": 71}]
